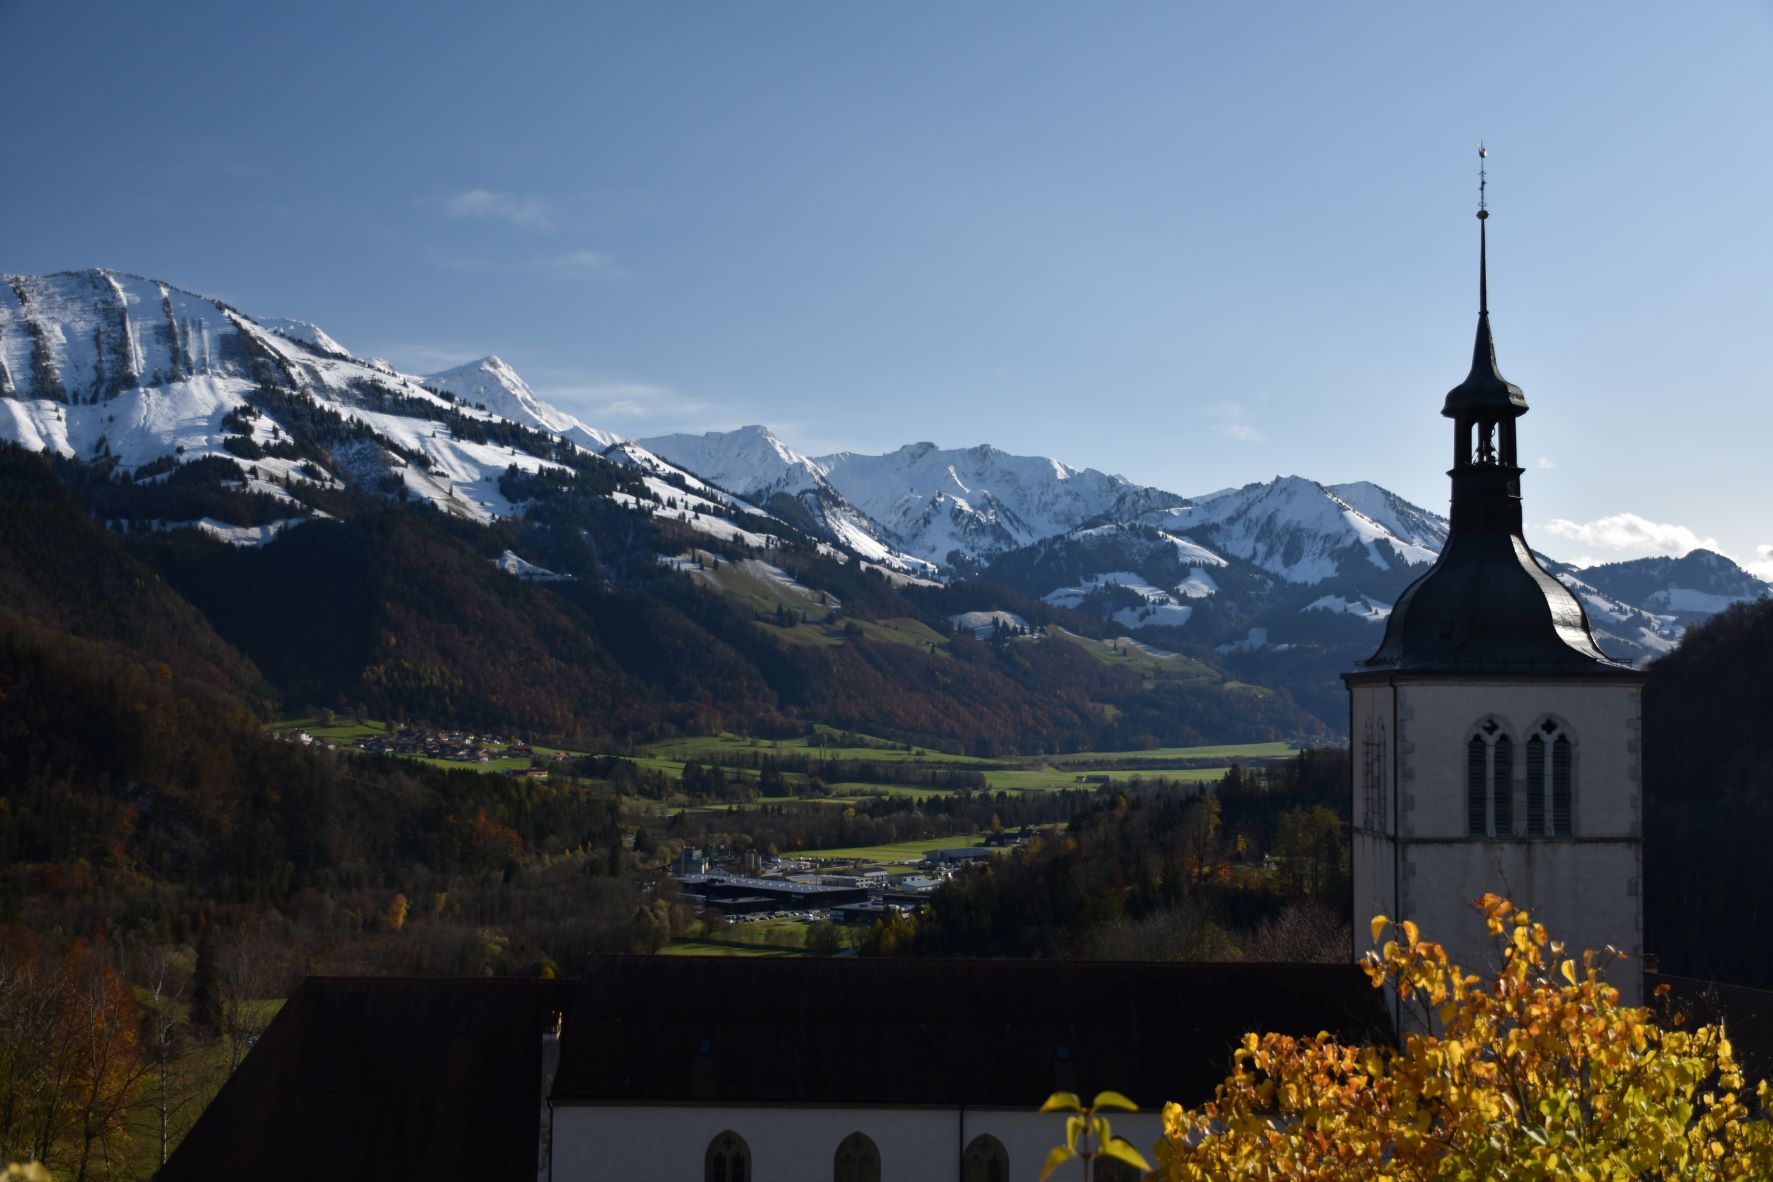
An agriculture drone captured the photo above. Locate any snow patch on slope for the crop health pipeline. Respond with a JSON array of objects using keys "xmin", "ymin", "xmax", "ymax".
[
  {"xmin": 1303, "ymin": 594, "xmax": 1393, "ymax": 623},
  {"xmin": 494, "ymin": 550, "xmax": 571, "ymax": 582},
  {"xmin": 949, "ymin": 610, "xmax": 1030, "ymax": 638}
]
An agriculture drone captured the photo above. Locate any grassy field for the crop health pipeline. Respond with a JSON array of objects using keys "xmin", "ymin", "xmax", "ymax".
[
  {"xmin": 827, "ymin": 782, "xmax": 945, "ymax": 800},
  {"xmin": 803, "ymin": 836, "xmax": 991, "ymax": 863},
  {"xmin": 626, "ymin": 729, "xmax": 1283, "ymax": 814},
  {"xmin": 1051, "ymin": 627, "xmax": 1219, "ymax": 682},
  {"xmin": 640, "ymin": 730, "xmax": 992, "ymax": 765},
  {"xmin": 268, "ymin": 716, "xmax": 588, "ymax": 776},
  {"xmin": 984, "ymin": 765, "xmax": 1227, "ymax": 789},
  {"xmin": 1045, "ymin": 741, "xmax": 1295, "ymax": 763},
  {"xmin": 272, "ymin": 715, "xmax": 1287, "ymax": 802},
  {"xmin": 266, "ymin": 716, "xmax": 388, "ymax": 744},
  {"xmin": 408, "ymin": 754, "xmax": 537, "ymax": 774},
  {"xmin": 663, "ymin": 935, "xmax": 808, "ymax": 956}
]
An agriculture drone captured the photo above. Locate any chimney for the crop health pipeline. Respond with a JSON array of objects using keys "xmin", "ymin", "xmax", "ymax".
[{"xmin": 537, "ymin": 1009, "xmax": 563, "ymax": 1182}]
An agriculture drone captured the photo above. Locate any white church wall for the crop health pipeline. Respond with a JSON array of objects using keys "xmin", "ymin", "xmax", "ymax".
[
  {"xmin": 1400, "ymin": 839, "xmax": 1641, "ymax": 1005},
  {"xmin": 553, "ymin": 1103, "xmax": 1165, "ymax": 1182},
  {"xmin": 1394, "ymin": 681, "xmax": 1641, "ymax": 841},
  {"xmin": 1349, "ymin": 676, "xmax": 1643, "ymax": 1011}
]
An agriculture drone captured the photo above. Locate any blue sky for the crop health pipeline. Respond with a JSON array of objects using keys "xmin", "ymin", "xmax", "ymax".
[{"xmin": 3, "ymin": 1, "xmax": 1768, "ymax": 573}]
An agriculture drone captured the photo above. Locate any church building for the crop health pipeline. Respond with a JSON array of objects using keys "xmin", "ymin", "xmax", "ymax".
[{"xmin": 1344, "ymin": 180, "xmax": 1646, "ymax": 1013}]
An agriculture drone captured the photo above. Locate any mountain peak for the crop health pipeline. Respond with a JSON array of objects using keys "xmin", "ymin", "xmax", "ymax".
[
  {"xmin": 637, "ymin": 425, "xmax": 827, "ymax": 499},
  {"xmin": 422, "ymin": 355, "xmax": 619, "ymax": 451},
  {"xmin": 259, "ymin": 316, "xmax": 351, "ymax": 357}
]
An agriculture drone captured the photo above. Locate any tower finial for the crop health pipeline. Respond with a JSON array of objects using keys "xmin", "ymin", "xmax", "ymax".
[{"xmin": 1477, "ymin": 143, "xmax": 1489, "ymax": 316}]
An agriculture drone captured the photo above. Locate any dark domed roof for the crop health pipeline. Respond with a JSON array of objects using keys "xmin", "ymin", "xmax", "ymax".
[{"xmin": 1360, "ymin": 529, "xmax": 1634, "ymax": 675}]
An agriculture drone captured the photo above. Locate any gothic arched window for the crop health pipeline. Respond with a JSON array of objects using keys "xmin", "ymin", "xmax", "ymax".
[
  {"xmin": 1525, "ymin": 718, "xmax": 1574, "ymax": 837},
  {"xmin": 963, "ymin": 1134, "xmax": 1009, "ymax": 1182},
  {"xmin": 706, "ymin": 1131, "xmax": 750, "ymax": 1182},
  {"xmin": 1466, "ymin": 718, "xmax": 1515, "ymax": 837},
  {"xmin": 835, "ymin": 1132, "xmax": 880, "ymax": 1182}
]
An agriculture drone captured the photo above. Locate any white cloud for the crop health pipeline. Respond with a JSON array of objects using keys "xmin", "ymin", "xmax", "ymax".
[
  {"xmin": 1746, "ymin": 544, "xmax": 1773, "ymax": 583},
  {"xmin": 1535, "ymin": 456, "xmax": 1555, "ymax": 469},
  {"xmin": 1209, "ymin": 402, "xmax": 1265, "ymax": 444},
  {"xmin": 444, "ymin": 189, "xmax": 554, "ymax": 230},
  {"xmin": 1541, "ymin": 513, "xmax": 1720, "ymax": 558}
]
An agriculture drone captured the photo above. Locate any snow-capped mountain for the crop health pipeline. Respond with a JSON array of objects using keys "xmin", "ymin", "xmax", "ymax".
[
  {"xmin": 258, "ymin": 317, "xmax": 352, "ymax": 358},
  {"xmin": 627, "ymin": 420, "xmax": 1750, "ymax": 671},
  {"xmin": 1569, "ymin": 550, "xmax": 1769, "ymax": 625},
  {"xmin": 1324, "ymin": 481, "xmax": 1451, "ymax": 551},
  {"xmin": 814, "ymin": 441, "xmax": 1187, "ymax": 567},
  {"xmin": 998, "ymin": 522, "xmax": 1245, "ymax": 634},
  {"xmin": 1144, "ymin": 476, "xmax": 1440, "ymax": 585},
  {"xmin": 0, "ymin": 269, "xmax": 592, "ymax": 526},
  {"xmin": 0, "ymin": 270, "xmax": 790, "ymax": 559},
  {"xmin": 639, "ymin": 425, "xmax": 826, "ymax": 501},
  {"xmin": 424, "ymin": 355, "xmax": 622, "ymax": 454},
  {"xmin": 638, "ymin": 429, "xmax": 1189, "ymax": 574},
  {"xmin": 5, "ymin": 268, "xmax": 1755, "ymax": 694},
  {"xmin": 637, "ymin": 426, "xmax": 935, "ymax": 573}
]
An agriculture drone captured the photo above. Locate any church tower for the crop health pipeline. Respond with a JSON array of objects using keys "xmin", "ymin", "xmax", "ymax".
[{"xmin": 1345, "ymin": 157, "xmax": 1645, "ymax": 1012}]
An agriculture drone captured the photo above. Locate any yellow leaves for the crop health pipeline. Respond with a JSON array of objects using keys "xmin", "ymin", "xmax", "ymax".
[
  {"xmin": 1140, "ymin": 901, "xmax": 1773, "ymax": 1181},
  {"xmin": 1038, "ymin": 1145, "xmax": 1076, "ymax": 1182},
  {"xmin": 1099, "ymin": 1137, "xmax": 1154, "ymax": 1174},
  {"xmin": 1041, "ymin": 1092, "xmax": 1151, "ymax": 1181}
]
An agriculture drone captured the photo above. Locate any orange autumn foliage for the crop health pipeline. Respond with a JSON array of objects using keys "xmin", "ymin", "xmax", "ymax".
[{"xmin": 1154, "ymin": 895, "xmax": 1773, "ymax": 1180}]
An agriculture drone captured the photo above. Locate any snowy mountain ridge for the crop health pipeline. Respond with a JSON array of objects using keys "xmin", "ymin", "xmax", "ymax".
[
  {"xmin": 3, "ymin": 269, "xmax": 1761, "ymax": 684},
  {"xmin": 0, "ymin": 270, "xmax": 787, "ymax": 557}
]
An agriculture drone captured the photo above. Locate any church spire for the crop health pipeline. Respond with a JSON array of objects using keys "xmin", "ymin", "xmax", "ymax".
[
  {"xmin": 1478, "ymin": 142, "xmax": 1489, "ymax": 317},
  {"xmin": 1354, "ymin": 148, "xmax": 1628, "ymax": 674},
  {"xmin": 1443, "ymin": 145, "xmax": 1525, "ymax": 423}
]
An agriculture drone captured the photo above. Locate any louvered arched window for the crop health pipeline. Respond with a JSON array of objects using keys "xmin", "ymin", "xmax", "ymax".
[
  {"xmin": 835, "ymin": 1131, "xmax": 880, "ymax": 1182},
  {"xmin": 1466, "ymin": 718, "xmax": 1515, "ymax": 837},
  {"xmin": 706, "ymin": 1131, "xmax": 750, "ymax": 1182},
  {"xmin": 963, "ymin": 1134, "xmax": 1009, "ymax": 1182},
  {"xmin": 1525, "ymin": 718, "xmax": 1574, "ymax": 837}
]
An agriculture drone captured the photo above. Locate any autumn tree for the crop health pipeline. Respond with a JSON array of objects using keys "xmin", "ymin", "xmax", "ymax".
[
  {"xmin": 217, "ymin": 922, "xmax": 290, "ymax": 1072},
  {"xmin": 131, "ymin": 944, "xmax": 213, "ymax": 1173},
  {"xmin": 0, "ymin": 932, "xmax": 145, "ymax": 1181},
  {"xmin": 1154, "ymin": 895, "xmax": 1773, "ymax": 1179}
]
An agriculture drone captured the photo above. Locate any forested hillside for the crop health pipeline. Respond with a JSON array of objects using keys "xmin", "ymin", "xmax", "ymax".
[
  {"xmin": 866, "ymin": 751, "xmax": 1352, "ymax": 962},
  {"xmin": 1643, "ymin": 598, "xmax": 1773, "ymax": 985}
]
